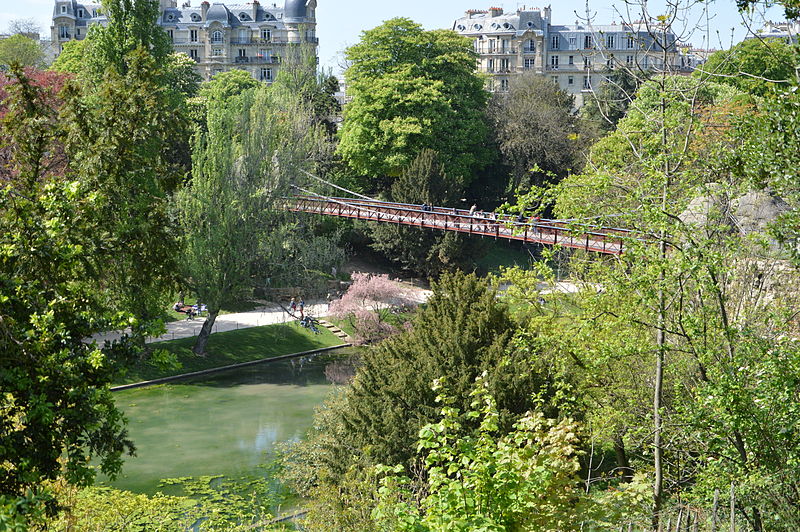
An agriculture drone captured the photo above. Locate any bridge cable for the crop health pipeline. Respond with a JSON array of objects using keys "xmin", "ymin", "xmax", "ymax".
[{"xmin": 298, "ymin": 169, "xmax": 373, "ymax": 201}]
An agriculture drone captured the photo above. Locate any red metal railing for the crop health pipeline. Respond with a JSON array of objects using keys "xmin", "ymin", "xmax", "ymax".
[{"xmin": 285, "ymin": 196, "xmax": 633, "ymax": 255}]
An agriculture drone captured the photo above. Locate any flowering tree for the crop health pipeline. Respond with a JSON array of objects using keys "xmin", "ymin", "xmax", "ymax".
[{"xmin": 328, "ymin": 272, "xmax": 416, "ymax": 344}]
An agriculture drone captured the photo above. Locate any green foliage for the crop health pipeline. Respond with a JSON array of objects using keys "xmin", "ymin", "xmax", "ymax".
[
  {"xmin": 0, "ymin": 34, "xmax": 44, "ymax": 68},
  {"xmin": 338, "ymin": 18, "xmax": 490, "ymax": 183},
  {"xmin": 490, "ymin": 72, "xmax": 587, "ymax": 194},
  {"xmin": 176, "ymin": 82, "xmax": 319, "ymax": 353},
  {"xmin": 696, "ymin": 37, "xmax": 798, "ymax": 97},
  {"xmin": 85, "ymin": 0, "xmax": 172, "ymax": 78},
  {"xmin": 49, "ymin": 39, "xmax": 88, "ymax": 74},
  {"xmin": 282, "ymin": 272, "xmax": 553, "ymax": 528},
  {"xmin": 581, "ymin": 67, "xmax": 645, "ymax": 132},
  {"xmin": 0, "ymin": 66, "xmax": 134, "ymax": 524},
  {"xmin": 373, "ymin": 375, "xmax": 650, "ymax": 531},
  {"xmin": 197, "ymin": 68, "xmax": 261, "ymax": 105},
  {"xmin": 163, "ymin": 52, "xmax": 202, "ymax": 98},
  {"xmin": 369, "ymin": 149, "xmax": 487, "ymax": 275},
  {"xmin": 61, "ymin": 48, "xmax": 182, "ymax": 338}
]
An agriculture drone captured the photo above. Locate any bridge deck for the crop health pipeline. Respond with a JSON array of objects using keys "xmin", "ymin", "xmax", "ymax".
[{"xmin": 286, "ymin": 196, "xmax": 632, "ymax": 255}]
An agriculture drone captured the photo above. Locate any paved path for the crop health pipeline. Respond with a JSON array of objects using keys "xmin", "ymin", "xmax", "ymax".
[{"xmin": 92, "ymin": 301, "xmax": 330, "ymax": 345}]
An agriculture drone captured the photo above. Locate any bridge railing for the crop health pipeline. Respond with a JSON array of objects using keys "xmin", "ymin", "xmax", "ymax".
[{"xmin": 284, "ymin": 195, "xmax": 631, "ymax": 255}]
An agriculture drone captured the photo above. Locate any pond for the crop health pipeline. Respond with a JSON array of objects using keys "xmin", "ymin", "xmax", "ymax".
[{"xmin": 101, "ymin": 349, "xmax": 355, "ymax": 496}]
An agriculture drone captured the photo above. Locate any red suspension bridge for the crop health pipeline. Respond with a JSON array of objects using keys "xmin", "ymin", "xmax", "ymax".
[{"xmin": 285, "ymin": 195, "xmax": 637, "ymax": 256}]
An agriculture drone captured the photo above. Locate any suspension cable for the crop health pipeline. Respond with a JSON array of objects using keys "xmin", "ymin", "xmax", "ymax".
[{"xmin": 298, "ymin": 169, "xmax": 373, "ymax": 201}]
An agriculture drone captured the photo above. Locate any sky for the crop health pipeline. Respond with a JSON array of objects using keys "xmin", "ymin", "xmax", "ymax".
[{"xmin": 1, "ymin": 0, "xmax": 786, "ymax": 72}]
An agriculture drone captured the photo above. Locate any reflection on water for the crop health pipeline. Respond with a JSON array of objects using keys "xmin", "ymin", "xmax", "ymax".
[{"xmin": 103, "ymin": 350, "xmax": 352, "ymax": 495}]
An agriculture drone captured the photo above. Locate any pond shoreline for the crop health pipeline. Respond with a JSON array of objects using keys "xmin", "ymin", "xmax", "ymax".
[{"xmin": 111, "ymin": 343, "xmax": 351, "ymax": 392}]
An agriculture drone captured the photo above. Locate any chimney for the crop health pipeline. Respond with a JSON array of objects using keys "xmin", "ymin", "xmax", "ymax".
[
  {"xmin": 201, "ymin": 0, "xmax": 209, "ymax": 20},
  {"xmin": 543, "ymin": 5, "xmax": 552, "ymax": 23},
  {"xmin": 252, "ymin": 0, "xmax": 259, "ymax": 20},
  {"xmin": 488, "ymin": 7, "xmax": 503, "ymax": 17}
]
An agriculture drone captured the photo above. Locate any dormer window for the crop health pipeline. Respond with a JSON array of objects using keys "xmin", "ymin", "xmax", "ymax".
[
  {"xmin": 61, "ymin": 5, "xmax": 67, "ymax": 14},
  {"xmin": 239, "ymin": 12, "xmax": 250, "ymax": 20},
  {"xmin": 167, "ymin": 13, "xmax": 174, "ymax": 21},
  {"xmin": 191, "ymin": 13, "xmax": 201, "ymax": 22},
  {"xmin": 457, "ymin": 24, "xmax": 466, "ymax": 31},
  {"xmin": 78, "ymin": 9, "xmax": 84, "ymax": 17}
]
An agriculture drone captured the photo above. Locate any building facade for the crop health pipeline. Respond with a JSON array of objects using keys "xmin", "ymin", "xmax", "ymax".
[
  {"xmin": 453, "ymin": 6, "xmax": 685, "ymax": 106},
  {"xmin": 51, "ymin": 0, "xmax": 317, "ymax": 81}
]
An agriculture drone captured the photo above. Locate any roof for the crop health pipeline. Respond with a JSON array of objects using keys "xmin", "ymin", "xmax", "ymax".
[{"xmin": 160, "ymin": 2, "xmax": 287, "ymax": 29}]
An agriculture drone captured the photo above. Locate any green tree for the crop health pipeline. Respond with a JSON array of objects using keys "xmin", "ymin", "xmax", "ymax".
[
  {"xmin": 176, "ymin": 84, "xmax": 318, "ymax": 355},
  {"xmin": 84, "ymin": 0, "xmax": 172, "ymax": 78},
  {"xmin": 0, "ymin": 34, "xmax": 44, "ymax": 68},
  {"xmin": 581, "ymin": 67, "xmax": 645, "ymax": 132},
  {"xmin": 197, "ymin": 68, "xmax": 261, "ymax": 104},
  {"xmin": 489, "ymin": 73, "xmax": 586, "ymax": 195},
  {"xmin": 49, "ymin": 39, "xmax": 89, "ymax": 74},
  {"xmin": 0, "ymin": 65, "xmax": 134, "ymax": 527},
  {"xmin": 61, "ymin": 48, "xmax": 184, "ymax": 341},
  {"xmin": 373, "ymin": 376, "xmax": 651, "ymax": 531},
  {"xmin": 369, "ymin": 149, "xmax": 486, "ymax": 276},
  {"xmin": 338, "ymin": 18, "xmax": 490, "ymax": 186},
  {"xmin": 695, "ymin": 37, "xmax": 798, "ymax": 97},
  {"xmin": 282, "ymin": 272, "xmax": 552, "ymax": 528}
]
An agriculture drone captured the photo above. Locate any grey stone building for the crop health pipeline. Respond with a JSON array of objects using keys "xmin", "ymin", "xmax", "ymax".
[
  {"xmin": 452, "ymin": 6, "xmax": 685, "ymax": 106},
  {"xmin": 51, "ymin": 0, "xmax": 318, "ymax": 81}
]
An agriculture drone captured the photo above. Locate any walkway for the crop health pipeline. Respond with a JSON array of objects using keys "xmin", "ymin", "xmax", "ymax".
[
  {"xmin": 286, "ymin": 196, "xmax": 636, "ymax": 255},
  {"xmin": 92, "ymin": 301, "xmax": 330, "ymax": 345}
]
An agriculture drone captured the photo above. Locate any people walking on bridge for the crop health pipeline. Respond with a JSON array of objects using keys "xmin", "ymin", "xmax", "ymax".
[
  {"xmin": 289, "ymin": 297, "xmax": 297, "ymax": 315},
  {"xmin": 469, "ymin": 204, "xmax": 477, "ymax": 216},
  {"xmin": 299, "ymin": 298, "xmax": 305, "ymax": 319}
]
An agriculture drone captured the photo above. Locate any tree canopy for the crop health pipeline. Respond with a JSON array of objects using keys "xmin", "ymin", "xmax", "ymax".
[
  {"xmin": 0, "ymin": 34, "xmax": 44, "ymax": 68},
  {"xmin": 696, "ymin": 37, "xmax": 798, "ymax": 97},
  {"xmin": 338, "ymin": 18, "xmax": 490, "ymax": 184}
]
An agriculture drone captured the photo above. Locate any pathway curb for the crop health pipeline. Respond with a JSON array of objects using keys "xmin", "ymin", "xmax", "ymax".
[{"xmin": 111, "ymin": 343, "xmax": 352, "ymax": 392}]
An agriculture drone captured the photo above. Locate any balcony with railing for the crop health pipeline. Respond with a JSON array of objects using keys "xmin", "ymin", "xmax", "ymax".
[{"xmin": 233, "ymin": 56, "xmax": 280, "ymax": 64}]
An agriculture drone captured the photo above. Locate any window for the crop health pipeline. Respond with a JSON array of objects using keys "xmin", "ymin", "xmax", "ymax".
[
  {"xmin": 500, "ymin": 58, "xmax": 510, "ymax": 72},
  {"xmin": 552, "ymin": 76, "xmax": 559, "ymax": 84},
  {"xmin": 61, "ymin": 5, "xmax": 66, "ymax": 14},
  {"xmin": 501, "ymin": 39, "xmax": 509, "ymax": 52},
  {"xmin": 76, "ymin": 28, "xmax": 81, "ymax": 36},
  {"xmin": 59, "ymin": 25, "xmax": 69, "ymax": 38},
  {"xmin": 190, "ymin": 29, "xmax": 198, "ymax": 42},
  {"xmin": 500, "ymin": 79, "xmax": 509, "ymax": 92},
  {"xmin": 568, "ymin": 55, "xmax": 574, "ymax": 65},
  {"xmin": 189, "ymin": 49, "xmax": 198, "ymax": 60},
  {"xmin": 211, "ymin": 30, "xmax": 223, "ymax": 43},
  {"xmin": 550, "ymin": 55, "xmax": 559, "ymax": 69},
  {"xmin": 606, "ymin": 35, "xmax": 615, "ymax": 49},
  {"xmin": 584, "ymin": 35, "xmax": 593, "ymax": 49},
  {"xmin": 238, "ymin": 48, "xmax": 246, "ymax": 57},
  {"xmin": 259, "ymin": 48, "xmax": 267, "ymax": 58},
  {"xmin": 525, "ymin": 39, "xmax": 535, "ymax": 52},
  {"xmin": 238, "ymin": 29, "xmax": 248, "ymax": 42},
  {"xmin": 191, "ymin": 13, "xmax": 201, "ymax": 21},
  {"xmin": 259, "ymin": 67, "xmax": 273, "ymax": 81},
  {"xmin": 583, "ymin": 56, "xmax": 591, "ymax": 68},
  {"xmin": 212, "ymin": 48, "xmax": 223, "ymax": 56},
  {"xmin": 239, "ymin": 12, "xmax": 250, "ymax": 20},
  {"xmin": 583, "ymin": 75, "xmax": 591, "ymax": 89},
  {"xmin": 261, "ymin": 28, "xmax": 271, "ymax": 41},
  {"xmin": 643, "ymin": 56, "xmax": 648, "ymax": 68},
  {"xmin": 487, "ymin": 58, "xmax": 494, "ymax": 72},
  {"xmin": 488, "ymin": 39, "xmax": 495, "ymax": 53},
  {"xmin": 524, "ymin": 58, "xmax": 536, "ymax": 69},
  {"xmin": 627, "ymin": 35, "xmax": 635, "ymax": 48},
  {"xmin": 551, "ymin": 35, "xmax": 559, "ymax": 49},
  {"xmin": 167, "ymin": 29, "xmax": 174, "ymax": 41},
  {"xmin": 626, "ymin": 55, "xmax": 633, "ymax": 65},
  {"xmin": 569, "ymin": 36, "xmax": 576, "ymax": 47},
  {"xmin": 568, "ymin": 75, "xmax": 574, "ymax": 85},
  {"xmin": 78, "ymin": 8, "xmax": 84, "ymax": 17}
]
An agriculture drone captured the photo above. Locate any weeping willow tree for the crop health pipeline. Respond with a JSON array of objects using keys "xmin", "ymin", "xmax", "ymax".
[{"xmin": 175, "ymin": 84, "xmax": 318, "ymax": 355}]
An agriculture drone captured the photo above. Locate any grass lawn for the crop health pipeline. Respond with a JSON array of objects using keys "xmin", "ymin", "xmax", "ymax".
[
  {"xmin": 117, "ymin": 322, "xmax": 345, "ymax": 385},
  {"xmin": 476, "ymin": 242, "xmax": 534, "ymax": 275}
]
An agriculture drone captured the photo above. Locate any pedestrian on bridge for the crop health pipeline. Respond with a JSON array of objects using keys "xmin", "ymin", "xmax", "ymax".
[
  {"xmin": 299, "ymin": 298, "xmax": 305, "ymax": 319},
  {"xmin": 290, "ymin": 297, "xmax": 297, "ymax": 315}
]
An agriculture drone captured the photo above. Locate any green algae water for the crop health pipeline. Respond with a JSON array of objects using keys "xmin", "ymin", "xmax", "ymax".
[{"xmin": 102, "ymin": 351, "xmax": 351, "ymax": 496}]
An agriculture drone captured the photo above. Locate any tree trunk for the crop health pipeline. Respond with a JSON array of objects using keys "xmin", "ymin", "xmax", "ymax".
[
  {"xmin": 614, "ymin": 436, "xmax": 633, "ymax": 482},
  {"xmin": 192, "ymin": 309, "xmax": 219, "ymax": 356}
]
